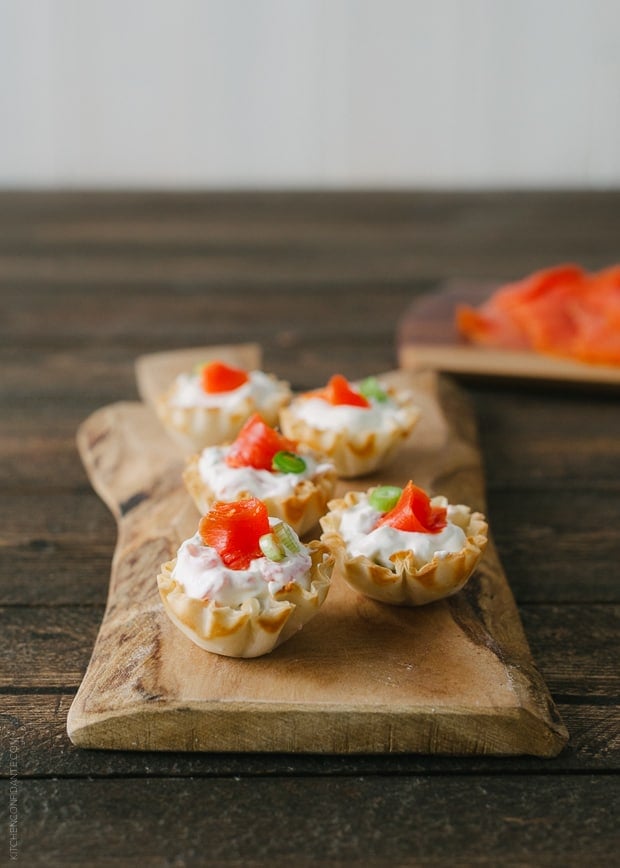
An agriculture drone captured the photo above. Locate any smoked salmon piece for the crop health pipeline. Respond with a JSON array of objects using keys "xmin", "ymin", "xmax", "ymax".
[
  {"xmin": 376, "ymin": 480, "xmax": 447, "ymax": 534},
  {"xmin": 456, "ymin": 265, "xmax": 620, "ymax": 366}
]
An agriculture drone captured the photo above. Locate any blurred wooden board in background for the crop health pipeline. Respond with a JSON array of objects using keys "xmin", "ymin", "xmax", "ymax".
[{"xmin": 398, "ymin": 281, "xmax": 620, "ymax": 387}]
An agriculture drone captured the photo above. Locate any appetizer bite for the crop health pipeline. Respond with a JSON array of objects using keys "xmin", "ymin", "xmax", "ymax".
[
  {"xmin": 320, "ymin": 481, "xmax": 487, "ymax": 606},
  {"xmin": 156, "ymin": 359, "xmax": 291, "ymax": 452},
  {"xmin": 184, "ymin": 413, "xmax": 337, "ymax": 536},
  {"xmin": 279, "ymin": 374, "xmax": 420, "ymax": 478},
  {"xmin": 158, "ymin": 497, "xmax": 333, "ymax": 658}
]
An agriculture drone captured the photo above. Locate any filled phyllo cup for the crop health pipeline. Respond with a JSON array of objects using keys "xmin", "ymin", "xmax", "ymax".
[
  {"xmin": 320, "ymin": 482, "xmax": 488, "ymax": 606},
  {"xmin": 156, "ymin": 359, "xmax": 292, "ymax": 453},
  {"xmin": 158, "ymin": 497, "xmax": 333, "ymax": 658},
  {"xmin": 279, "ymin": 374, "xmax": 420, "ymax": 478}
]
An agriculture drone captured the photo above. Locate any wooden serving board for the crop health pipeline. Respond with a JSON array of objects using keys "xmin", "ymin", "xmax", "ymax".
[
  {"xmin": 398, "ymin": 281, "xmax": 620, "ymax": 387},
  {"xmin": 67, "ymin": 347, "xmax": 568, "ymax": 755}
]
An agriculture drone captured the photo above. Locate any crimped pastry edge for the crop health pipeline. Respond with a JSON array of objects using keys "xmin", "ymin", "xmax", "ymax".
[
  {"xmin": 157, "ymin": 540, "xmax": 333, "ymax": 658},
  {"xmin": 279, "ymin": 389, "xmax": 420, "ymax": 478},
  {"xmin": 182, "ymin": 448, "xmax": 338, "ymax": 536},
  {"xmin": 320, "ymin": 489, "xmax": 488, "ymax": 606}
]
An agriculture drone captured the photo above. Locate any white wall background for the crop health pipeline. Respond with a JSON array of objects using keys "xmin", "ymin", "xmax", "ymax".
[{"xmin": 1, "ymin": 0, "xmax": 619, "ymax": 189}]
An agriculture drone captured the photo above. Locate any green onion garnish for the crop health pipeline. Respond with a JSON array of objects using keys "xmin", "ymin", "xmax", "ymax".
[
  {"xmin": 272, "ymin": 521, "xmax": 302, "ymax": 554},
  {"xmin": 259, "ymin": 532, "xmax": 285, "ymax": 562},
  {"xmin": 369, "ymin": 485, "xmax": 403, "ymax": 513},
  {"xmin": 272, "ymin": 450, "xmax": 307, "ymax": 474},
  {"xmin": 359, "ymin": 376, "xmax": 388, "ymax": 402}
]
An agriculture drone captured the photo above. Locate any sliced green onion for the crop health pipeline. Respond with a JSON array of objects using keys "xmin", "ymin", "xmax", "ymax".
[
  {"xmin": 272, "ymin": 521, "xmax": 302, "ymax": 554},
  {"xmin": 259, "ymin": 532, "xmax": 285, "ymax": 562},
  {"xmin": 359, "ymin": 376, "xmax": 388, "ymax": 402},
  {"xmin": 272, "ymin": 450, "xmax": 307, "ymax": 474},
  {"xmin": 369, "ymin": 485, "xmax": 403, "ymax": 513}
]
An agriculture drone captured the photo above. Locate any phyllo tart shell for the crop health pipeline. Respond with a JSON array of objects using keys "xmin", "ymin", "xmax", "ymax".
[
  {"xmin": 320, "ymin": 490, "xmax": 488, "ymax": 606},
  {"xmin": 157, "ymin": 540, "xmax": 333, "ymax": 658},
  {"xmin": 156, "ymin": 375, "xmax": 291, "ymax": 453},
  {"xmin": 279, "ymin": 398, "xmax": 420, "ymax": 479}
]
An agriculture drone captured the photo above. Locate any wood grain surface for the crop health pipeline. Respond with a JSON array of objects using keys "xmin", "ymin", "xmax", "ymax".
[
  {"xmin": 2, "ymin": 191, "xmax": 619, "ymax": 866},
  {"xmin": 66, "ymin": 352, "xmax": 566, "ymax": 755}
]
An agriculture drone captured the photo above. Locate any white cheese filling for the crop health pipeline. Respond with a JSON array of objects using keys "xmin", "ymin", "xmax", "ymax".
[
  {"xmin": 169, "ymin": 370, "xmax": 284, "ymax": 410},
  {"xmin": 291, "ymin": 394, "xmax": 409, "ymax": 433},
  {"xmin": 337, "ymin": 495, "xmax": 467, "ymax": 570},
  {"xmin": 171, "ymin": 523, "xmax": 312, "ymax": 607},
  {"xmin": 197, "ymin": 445, "xmax": 331, "ymax": 500}
]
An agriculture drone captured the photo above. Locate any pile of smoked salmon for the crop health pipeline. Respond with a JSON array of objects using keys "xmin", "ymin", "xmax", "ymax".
[{"xmin": 456, "ymin": 264, "xmax": 620, "ymax": 367}]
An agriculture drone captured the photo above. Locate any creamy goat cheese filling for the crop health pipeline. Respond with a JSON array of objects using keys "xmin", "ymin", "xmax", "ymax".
[
  {"xmin": 169, "ymin": 370, "xmax": 284, "ymax": 409},
  {"xmin": 337, "ymin": 495, "xmax": 467, "ymax": 570},
  {"xmin": 292, "ymin": 394, "xmax": 408, "ymax": 433},
  {"xmin": 171, "ymin": 523, "xmax": 312, "ymax": 606},
  {"xmin": 197, "ymin": 445, "xmax": 330, "ymax": 500}
]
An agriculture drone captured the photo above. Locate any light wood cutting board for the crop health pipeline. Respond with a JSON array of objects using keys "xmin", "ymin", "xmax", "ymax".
[
  {"xmin": 67, "ymin": 346, "xmax": 568, "ymax": 755},
  {"xmin": 398, "ymin": 281, "xmax": 620, "ymax": 387}
]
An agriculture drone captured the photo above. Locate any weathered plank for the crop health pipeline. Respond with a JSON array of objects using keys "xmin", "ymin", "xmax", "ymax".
[
  {"xmin": 0, "ymin": 283, "xmax": 414, "ymax": 349},
  {"xmin": 1, "ymin": 190, "xmax": 619, "ymax": 259},
  {"xmin": 3, "ymin": 488, "xmax": 619, "ymax": 606},
  {"xmin": 1, "ymin": 693, "xmax": 617, "ymax": 777},
  {"xmin": 0, "ymin": 607, "xmax": 104, "ymax": 690},
  {"xmin": 485, "ymin": 489, "xmax": 620, "ymax": 603},
  {"xmin": 522, "ymin": 605, "xmax": 620, "ymax": 700},
  {"xmin": 470, "ymin": 386, "xmax": 620, "ymax": 490},
  {"xmin": 0, "ymin": 494, "xmax": 115, "ymax": 605},
  {"xmin": 5, "ymin": 372, "xmax": 620, "ymax": 487},
  {"xmin": 3, "ymin": 776, "xmax": 618, "ymax": 866},
  {"xmin": 2, "ymin": 605, "xmax": 616, "ymax": 698},
  {"xmin": 3, "ymin": 353, "xmax": 619, "ymax": 490}
]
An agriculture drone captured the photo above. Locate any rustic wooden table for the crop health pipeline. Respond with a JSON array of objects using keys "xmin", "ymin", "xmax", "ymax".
[{"xmin": 1, "ymin": 191, "xmax": 619, "ymax": 866}]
